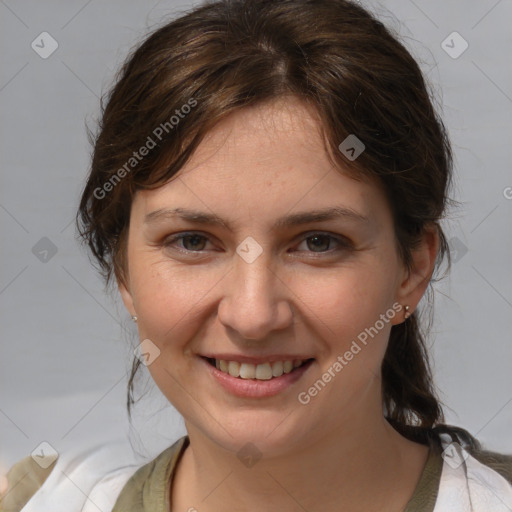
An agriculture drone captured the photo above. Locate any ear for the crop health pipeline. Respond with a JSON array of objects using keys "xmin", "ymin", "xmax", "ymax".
[
  {"xmin": 391, "ymin": 224, "xmax": 439, "ymax": 325},
  {"xmin": 118, "ymin": 278, "xmax": 137, "ymax": 319}
]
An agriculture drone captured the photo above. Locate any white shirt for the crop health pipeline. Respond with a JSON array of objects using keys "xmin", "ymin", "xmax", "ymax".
[{"xmin": 18, "ymin": 433, "xmax": 512, "ymax": 512}]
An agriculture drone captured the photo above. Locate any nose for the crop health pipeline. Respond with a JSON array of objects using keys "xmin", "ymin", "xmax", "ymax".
[{"xmin": 217, "ymin": 252, "xmax": 294, "ymax": 341}]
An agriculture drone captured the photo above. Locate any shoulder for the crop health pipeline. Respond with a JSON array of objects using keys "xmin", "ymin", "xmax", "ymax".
[
  {"xmin": 434, "ymin": 424, "xmax": 512, "ymax": 483},
  {"xmin": 0, "ymin": 439, "xmax": 142, "ymax": 512},
  {"xmin": 432, "ymin": 424, "xmax": 512, "ymax": 511},
  {"xmin": 0, "ymin": 455, "xmax": 55, "ymax": 512}
]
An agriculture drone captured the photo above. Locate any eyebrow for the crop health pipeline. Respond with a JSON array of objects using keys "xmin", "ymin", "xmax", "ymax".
[{"xmin": 143, "ymin": 206, "xmax": 370, "ymax": 231}]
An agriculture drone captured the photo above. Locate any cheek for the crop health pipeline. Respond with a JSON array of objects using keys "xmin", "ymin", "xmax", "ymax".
[
  {"xmin": 297, "ymin": 270, "xmax": 397, "ymax": 409},
  {"xmin": 294, "ymin": 265, "xmax": 396, "ymax": 370},
  {"xmin": 301, "ymin": 262, "xmax": 395, "ymax": 327},
  {"xmin": 130, "ymin": 262, "xmax": 221, "ymax": 344},
  {"xmin": 130, "ymin": 265, "xmax": 210, "ymax": 397}
]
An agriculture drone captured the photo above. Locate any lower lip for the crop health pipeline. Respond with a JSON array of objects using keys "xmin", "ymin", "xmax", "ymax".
[{"xmin": 200, "ymin": 357, "xmax": 315, "ymax": 398}]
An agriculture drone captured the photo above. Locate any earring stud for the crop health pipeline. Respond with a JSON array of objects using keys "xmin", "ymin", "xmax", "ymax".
[
  {"xmin": 404, "ymin": 305, "xmax": 411, "ymax": 320},
  {"xmin": 132, "ymin": 315, "xmax": 138, "ymax": 323}
]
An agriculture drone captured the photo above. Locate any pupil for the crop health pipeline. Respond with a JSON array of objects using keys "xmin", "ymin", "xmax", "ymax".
[
  {"xmin": 185, "ymin": 235, "xmax": 204, "ymax": 250},
  {"xmin": 308, "ymin": 235, "xmax": 329, "ymax": 252}
]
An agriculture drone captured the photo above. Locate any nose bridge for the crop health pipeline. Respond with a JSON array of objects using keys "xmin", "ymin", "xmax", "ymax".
[
  {"xmin": 236, "ymin": 250, "xmax": 274, "ymax": 302},
  {"xmin": 218, "ymin": 247, "xmax": 292, "ymax": 340}
]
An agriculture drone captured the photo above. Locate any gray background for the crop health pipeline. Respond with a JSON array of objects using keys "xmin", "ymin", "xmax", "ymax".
[{"xmin": 1, "ymin": 0, "xmax": 511, "ymax": 473}]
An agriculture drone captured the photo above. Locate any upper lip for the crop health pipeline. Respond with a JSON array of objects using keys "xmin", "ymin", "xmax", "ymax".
[{"xmin": 200, "ymin": 353, "xmax": 315, "ymax": 364}]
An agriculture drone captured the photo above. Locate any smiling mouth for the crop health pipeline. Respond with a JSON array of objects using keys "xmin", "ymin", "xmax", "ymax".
[{"xmin": 203, "ymin": 356, "xmax": 315, "ymax": 380}]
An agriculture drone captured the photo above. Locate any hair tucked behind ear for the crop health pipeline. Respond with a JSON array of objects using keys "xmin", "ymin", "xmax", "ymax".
[
  {"xmin": 77, "ymin": 0, "xmax": 462, "ymax": 441},
  {"xmin": 383, "ymin": 312, "xmax": 445, "ymax": 443}
]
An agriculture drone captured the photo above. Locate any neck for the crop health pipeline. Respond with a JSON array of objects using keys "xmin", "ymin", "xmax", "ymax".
[{"xmin": 171, "ymin": 406, "xmax": 429, "ymax": 512}]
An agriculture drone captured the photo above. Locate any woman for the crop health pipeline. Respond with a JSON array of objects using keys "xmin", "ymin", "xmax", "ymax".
[{"xmin": 2, "ymin": 0, "xmax": 511, "ymax": 510}]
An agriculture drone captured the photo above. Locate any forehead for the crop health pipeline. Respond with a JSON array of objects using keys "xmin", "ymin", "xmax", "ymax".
[
  {"xmin": 179, "ymin": 96, "xmax": 328, "ymax": 180},
  {"xmin": 132, "ymin": 97, "xmax": 390, "ymax": 229}
]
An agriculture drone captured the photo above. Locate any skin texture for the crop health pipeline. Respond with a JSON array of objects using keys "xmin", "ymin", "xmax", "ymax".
[{"xmin": 119, "ymin": 96, "xmax": 438, "ymax": 511}]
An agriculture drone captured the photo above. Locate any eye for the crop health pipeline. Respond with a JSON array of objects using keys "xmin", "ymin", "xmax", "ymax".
[
  {"xmin": 163, "ymin": 232, "xmax": 212, "ymax": 253},
  {"xmin": 294, "ymin": 233, "xmax": 351, "ymax": 254},
  {"xmin": 162, "ymin": 231, "xmax": 351, "ymax": 257}
]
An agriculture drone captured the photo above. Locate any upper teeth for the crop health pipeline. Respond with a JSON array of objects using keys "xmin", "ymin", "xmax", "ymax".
[{"xmin": 215, "ymin": 359, "xmax": 306, "ymax": 380}]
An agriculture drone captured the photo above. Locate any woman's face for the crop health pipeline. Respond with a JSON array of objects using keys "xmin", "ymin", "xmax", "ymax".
[{"xmin": 120, "ymin": 96, "xmax": 426, "ymax": 455}]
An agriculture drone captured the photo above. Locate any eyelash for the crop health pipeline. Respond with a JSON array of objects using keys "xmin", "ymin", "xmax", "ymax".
[{"xmin": 162, "ymin": 231, "xmax": 352, "ymax": 257}]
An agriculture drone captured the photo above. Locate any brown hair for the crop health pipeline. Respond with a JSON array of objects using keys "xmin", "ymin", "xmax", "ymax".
[{"xmin": 77, "ymin": 0, "xmax": 461, "ymax": 444}]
